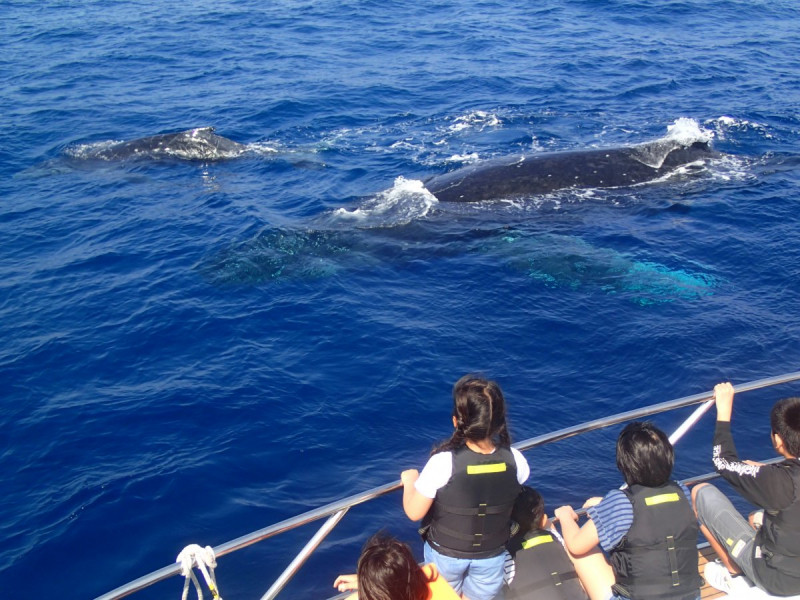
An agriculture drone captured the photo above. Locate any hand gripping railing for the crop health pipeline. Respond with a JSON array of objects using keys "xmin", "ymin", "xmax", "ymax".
[{"xmin": 94, "ymin": 370, "xmax": 800, "ymax": 600}]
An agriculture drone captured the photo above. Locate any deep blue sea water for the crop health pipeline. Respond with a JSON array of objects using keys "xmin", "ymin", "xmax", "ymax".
[{"xmin": 2, "ymin": 1, "xmax": 800, "ymax": 598}]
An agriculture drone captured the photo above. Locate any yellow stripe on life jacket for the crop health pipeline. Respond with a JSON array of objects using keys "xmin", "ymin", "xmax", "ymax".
[
  {"xmin": 644, "ymin": 492, "xmax": 680, "ymax": 506},
  {"xmin": 521, "ymin": 533, "xmax": 555, "ymax": 549},
  {"xmin": 466, "ymin": 462, "xmax": 507, "ymax": 475}
]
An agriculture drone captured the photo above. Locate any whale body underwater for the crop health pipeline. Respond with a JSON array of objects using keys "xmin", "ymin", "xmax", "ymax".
[{"xmin": 423, "ymin": 140, "xmax": 721, "ymax": 202}]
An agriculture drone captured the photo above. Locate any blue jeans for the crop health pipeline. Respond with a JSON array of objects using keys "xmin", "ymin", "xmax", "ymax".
[{"xmin": 424, "ymin": 541, "xmax": 506, "ymax": 600}]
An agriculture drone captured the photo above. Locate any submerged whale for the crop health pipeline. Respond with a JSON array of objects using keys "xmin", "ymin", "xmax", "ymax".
[
  {"xmin": 202, "ymin": 224, "xmax": 716, "ymax": 304},
  {"xmin": 85, "ymin": 127, "xmax": 247, "ymax": 161},
  {"xmin": 424, "ymin": 140, "xmax": 721, "ymax": 202}
]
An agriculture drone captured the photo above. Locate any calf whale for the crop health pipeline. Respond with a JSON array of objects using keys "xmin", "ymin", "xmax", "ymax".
[
  {"xmin": 83, "ymin": 126, "xmax": 247, "ymax": 161},
  {"xmin": 424, "ymin": 139, "xmax": 720, "ymax": 202}
]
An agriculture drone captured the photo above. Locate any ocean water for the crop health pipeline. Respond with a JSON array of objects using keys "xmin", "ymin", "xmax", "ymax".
[{"xmin": 2, "ymin": 0, "xmax": 800, "ymax": 598}]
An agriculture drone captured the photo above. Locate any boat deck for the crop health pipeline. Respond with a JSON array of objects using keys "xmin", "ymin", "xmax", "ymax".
[{"xmin": 698, "ymin": 543, "xmax": 725, "ymax": 600}]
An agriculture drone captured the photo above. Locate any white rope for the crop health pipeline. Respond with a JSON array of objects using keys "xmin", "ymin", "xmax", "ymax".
[
  {"xmin": 176, "ymin": 544, "xmax": 222, "ymax": 600},
  {"xmin": 179, "ymin": 566, "xmax": 202, "ymax": 600}
]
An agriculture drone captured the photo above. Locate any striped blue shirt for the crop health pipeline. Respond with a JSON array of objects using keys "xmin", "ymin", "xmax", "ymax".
[{"xmin": 587, "ymin": 483, "xmax": 692, "ymax": 551}]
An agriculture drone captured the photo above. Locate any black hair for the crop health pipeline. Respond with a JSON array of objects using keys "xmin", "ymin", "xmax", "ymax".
[
  {"xmin": 770, "ymin": 397, "xmax": 800, "ymax": 457},
  {"xmin": 615, "ymin": 421, "xmax": 674, "ymax": 487},
  {"xmin": 511, "ymin": 486, "xmax": 545, "ymax": 534},
  {"xmin": 432, "ymin": 374, "xmax": 511, "ymax": 455},
  {"xmin": 357, "ymin": 533, "xmax": 429, "ymax": 600}
]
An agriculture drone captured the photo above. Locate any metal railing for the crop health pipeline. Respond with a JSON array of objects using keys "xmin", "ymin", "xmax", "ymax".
[{"xmin": 95, "ymin": 370, "xmax": 800, "ymax": 600}]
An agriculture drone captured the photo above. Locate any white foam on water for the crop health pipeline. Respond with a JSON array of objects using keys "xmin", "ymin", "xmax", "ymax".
[
  {"xmin": 448, "ymin": 110, "xmax": 502, "ymax": 132},
  {"xmin": 706, "ymin": 154, "xmax": 753, "ymax": 182},
  {"xmin": 705, "ymin": 115, "xmax": 775, "ymax": 140},
  {"xmin": 389, "ymin": 140, "xmax": 419, "ymax": 152},
  {"xmin": 445, "ymin": 152, "xmax": 480, "ymax": 163},
  {"xmin": 331, "ymin": 177, "xmax": 439, "ymax": 227},
  {"xmin": 665, "ymin": 116, "xmax": 714, "ymax": 145},
  {"xmin": 246, "ymin": 142, "xmax": 280, "ymax": 155},
  {"xmin": 630, "ymin": 118, "xmax": 716, "ymax": 169}
]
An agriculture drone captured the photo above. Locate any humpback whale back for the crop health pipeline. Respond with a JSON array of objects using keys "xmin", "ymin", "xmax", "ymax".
[
  {"xmin": 80, "ymin": 127, "xmax": 247, "ymax": 161},
  {"xmin": 424, "ymin": 140, "xmax": 720, "ymax": 203}
]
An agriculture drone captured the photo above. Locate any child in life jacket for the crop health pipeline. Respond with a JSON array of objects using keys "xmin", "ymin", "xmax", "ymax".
[
  {"xmin": 692, "ymin": 382, "xmax": 800, "ymax": 596},
  {"xmin": 505, "ymin": 486, "xmax": 589, "ymax": 600},
  {"xmin": 334, "ymin": 533, "xmax": 460, "ymax": 600},
  {"xmin": 401, "ymin": 374, "xmax": 530, "ymax": 600},
  {"xmin": 554, "ymin": 422, "xmax": 702, "ymax": 600}
]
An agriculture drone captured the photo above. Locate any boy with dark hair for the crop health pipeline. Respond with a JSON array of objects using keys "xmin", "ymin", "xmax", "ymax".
[
  {"xmin": 504, "ymin": 486, "xmax": 588, "ymax": 600},
  {"xmin": 555, "ymin": 421, "xmax": 702, "ymax": 600},
  {"xmin": 692, "ymin": 382, "xmax": 800, "ymax": 596}
]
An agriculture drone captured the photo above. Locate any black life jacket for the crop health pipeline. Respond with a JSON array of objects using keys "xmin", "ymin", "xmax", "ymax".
[
  {"xmin": 758, "ymin": 459, "xmax": 800, "ymax": 579},
  {"xmin": 505, "ymin": 529, "xmax": 588, "ymax": 600},
  {"xmin": 609, "ymin": 482, "xmax": 702, "ymax": 600},
  {"xmin": 424, "ymin": 445, "xmax": 520, "ymax": 559}
]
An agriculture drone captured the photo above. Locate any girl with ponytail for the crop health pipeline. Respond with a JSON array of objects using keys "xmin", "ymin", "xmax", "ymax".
[{"xmin": 401, "ymin": 375, "xmax": 529, "ymax": 600}]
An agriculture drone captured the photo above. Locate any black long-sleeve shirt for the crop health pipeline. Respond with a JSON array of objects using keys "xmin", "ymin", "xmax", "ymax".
[{"xmin": 713, "ymin": 421, "xmax": 795, "ymax": 510}]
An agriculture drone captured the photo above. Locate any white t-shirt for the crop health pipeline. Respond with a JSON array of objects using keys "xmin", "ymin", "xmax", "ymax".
[{"xmin": 415, "ymin": 446, "xmax": 530, "ymax": 499}]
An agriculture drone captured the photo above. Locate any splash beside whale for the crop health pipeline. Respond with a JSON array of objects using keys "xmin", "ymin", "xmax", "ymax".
[{"xmin": 424, "ymin": 139, "xmax": 721, "ymax": 202}]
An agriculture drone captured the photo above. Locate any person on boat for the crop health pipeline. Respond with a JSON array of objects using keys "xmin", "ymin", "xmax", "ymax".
[
  {"xmin": 333, "ymin": 532, "xmax": 460, "ymax": 600},
  {"xmin": 554, "ymin": 421, "xmax": 702, "ymax": 600},
  {"xmin": 504, "ymin": 485, "xmax": 589, "ymax": 600},
  {"xmin": 692, "ymin": 382, "xmax": 800, "ymax": 596},
  {"xmin": 400, "ymin": 374, "xmax": 530, "ymax": 600}
]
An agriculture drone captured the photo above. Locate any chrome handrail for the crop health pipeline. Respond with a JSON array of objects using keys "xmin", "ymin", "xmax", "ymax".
[
  {"xmin": 94, "ymin": 370, "xmax": 800, "ymax": 600},
  {"xmin": 261, "ymin": 508, "xmax": 349, "ymax": 600},
  {"xmin": 514, "ymin": 370, "xmax": 800, "ymax": 452}
]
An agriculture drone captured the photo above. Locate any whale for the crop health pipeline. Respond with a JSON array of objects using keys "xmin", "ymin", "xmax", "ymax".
[
  {"xmin": 84, "ymin": 127, "xmax": 247, "ymax": 161},
  {"xmin": 424, "ymin": 139, "xmax": 721, "ymax": 202},
  {"xmin": 201, "ymin": 224, "xmax": 716, "ymax": 304}
]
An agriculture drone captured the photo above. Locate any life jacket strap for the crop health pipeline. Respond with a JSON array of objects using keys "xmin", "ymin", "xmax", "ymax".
[
  {"xmin": 434, "ymin": 500, "xmax": 515, "ymax": 516},
  {"xmin": 433, "ymin": 521, "xmax": 508, "ymax": 548},
  {"xmin": 666, "ymin": 535, "xmax": 680, "ymax": 587},
  {"xmin": 515, "ymin": 571, "xmax": 580, "ymax": 595}
]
